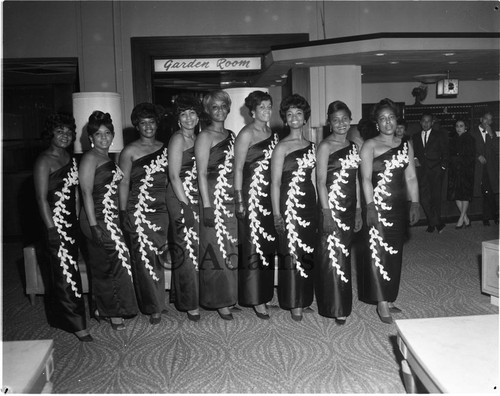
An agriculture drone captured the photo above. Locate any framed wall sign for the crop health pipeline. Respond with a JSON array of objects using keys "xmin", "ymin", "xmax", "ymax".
[{"xmin": 154, "ymin": 57, "xmax": 262, "ymax": 73}]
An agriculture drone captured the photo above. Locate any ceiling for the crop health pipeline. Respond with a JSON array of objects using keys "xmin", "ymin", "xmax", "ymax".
[{"xmin": 3, "ymin": 34, "xmax": 499, "ymax": 90}]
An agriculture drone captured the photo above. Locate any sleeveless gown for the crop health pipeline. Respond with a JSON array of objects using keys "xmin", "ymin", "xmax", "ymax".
[
  {"xmin": 199, "ymin": 132, "xmax": 238, "ymax": 309},
  {"xmin": 166, "ymin": 146, "xmax": 200, "ymax": 311},
  {"xmin": 277, "ymin": 143, "xmax": 317, "ymax": 310},
  {"xmin": 238, "ymin": 133, "xmax": 279, "ymax": 306},
  {"xmin": 80, "ymin": 161, "xmax": 138, "ymax": 317},
  {"xmin": 43, "ymin": 159, "xmax": 87, "ymax": 333},
  {"xmin": 361, "ymin": 141, "xmax": 409, "ymax": 303},
  {"xmin": 126, "ymin": 146, "xmax": 168, "ymax": 315},
  {"xmin": 314, "ymin": 143, "xmax": 360, "ymax": 318}
]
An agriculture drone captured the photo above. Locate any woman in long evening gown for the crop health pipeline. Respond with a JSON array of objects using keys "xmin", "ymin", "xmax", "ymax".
[
  {"xmin": 314, "ymin": 101, "xmax": 362, "ymax": 324},
  {"xmin": 271, "ymin": 94, "xmax": 316, "ymax": 322},
  {"xmin": 119, "ymin": 103, "xmax": 168, "ymax": 325},
  {"xmin": 195, "ymin": 90, "xmax": 238, "ymax": 320},
  {"xmin": 167, "ymin": 95, "xmax": 203, "ymax": 321},
  {"xmin": 33, "ymin": 113, "xmax": 91, "ymax": 341},
  {"xmin": 79, "ymin": 111, "xmax": 138, "ymax": 330},
  {"xmin": 234, "ymin": 90, "xmax": 278, "ymax": 319},
  {"xmin": 446, "ymin": 119, "xmax": 475, "ymax": 228},
  {"xmin": 359, "ymin": 98, "xmax": 420, "ymax": 324}
]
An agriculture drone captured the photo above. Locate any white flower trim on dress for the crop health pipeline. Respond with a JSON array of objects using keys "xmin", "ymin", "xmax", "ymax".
[
  {"xmin": 214, "ymin": 134, "xmax": 238, "ymax": 260},
  {"xmin": 247, "ymin": 134, "xmax": 278, "ymax": 266},
  {"xmin": 52, "ymin": 158, "xmax": 81, "ymax": 297},
  {"xmin": 284, "ymin": 145, "xmax": 316, "ymax": 278},
  {"xmin": 102, "ymin": 166, "xmax": 133, "ymax": 278},
  {"xmin": 132, "ymin": 148, "xmax": 168, "ymax": 281},
  {"xmin": 325, "ymin": 145, "xmax": 360, "ymax": 283},
  {"xmin": 181, "ymin": 153, "xmax": 199, "ymax": 270},
  {"xmin": 369, "ymin": 142, "xmax": 409, "ymax": 281}
]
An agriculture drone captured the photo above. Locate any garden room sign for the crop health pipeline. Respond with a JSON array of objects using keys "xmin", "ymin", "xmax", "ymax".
[{"xmin": 154, "ymin": 57, "xmax": 262, "ymax": 72}]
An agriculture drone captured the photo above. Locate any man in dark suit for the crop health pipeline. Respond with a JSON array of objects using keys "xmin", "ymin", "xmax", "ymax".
[
  {"xmin": 412, "ymin": 111, "xmax": 449, "ymax": 233},
  {"xmin": 471, "ymin": 111, "xmax": 499, "ymax": 226}
]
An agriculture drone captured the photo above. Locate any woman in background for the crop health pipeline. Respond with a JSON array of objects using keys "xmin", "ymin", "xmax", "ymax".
[
  {"xmin": 447, "ymin": 119, "xmax": 475, "ymax": 228},
  {"xmin": 359, "ymin": 98, "xmax": 420, "ymax": 324},
  {"xmin": 167, "ymin": 95, "xmax": 203, "ymax": 321},
  {"xmin": 79, "ymin": 111, "xmax": 138, "ymax": 330},
  {"xmin": 314, "ymin": 101, "xmax": 362, "ymax": 324},
  {"xmin": 34, "ymin": 112, "xmax": 91, "ymax": 341},
  {"xmin": 234, "ymin": 90, "xmax": 278, "ymax": 320},
  {"xmin": 271, "ymin": 94, "xmax": 316, "ymax": 322},
  {"xmin": 195, "ymin": 90, "xmax": 238, "ymax": 320},
  {"xmin": 119, "ymin": 103, "xmax": 168, "ymax": 325}
]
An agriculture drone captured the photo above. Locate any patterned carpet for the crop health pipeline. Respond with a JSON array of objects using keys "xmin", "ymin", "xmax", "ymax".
[{"xmin": 2, "ymin": 223, "xmax": 499, "ymax": 393}]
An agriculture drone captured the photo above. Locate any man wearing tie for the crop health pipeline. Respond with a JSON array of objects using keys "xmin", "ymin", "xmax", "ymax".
[
  {"xmin": 413, "ymin": 112, "xmax": 449, "ymax": 233},
  {"xmin": 471, "ymin": 111, "xmax": 499, "ymax": 226}
]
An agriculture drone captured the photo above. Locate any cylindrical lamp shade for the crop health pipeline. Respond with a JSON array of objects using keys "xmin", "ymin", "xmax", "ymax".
[
  {"xmin": 223, "ymin": 87, "xmax": 269, "ymax": 136},
  {"xmin": 72, "ymin": 92, "xmax": 123, "ymax": 153}
]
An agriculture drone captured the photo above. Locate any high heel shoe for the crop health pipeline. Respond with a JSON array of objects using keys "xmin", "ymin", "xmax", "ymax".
[
  {"xmin": 464, "ymin": 219, "xmax": 471, "ymax": 228},
  {"xmin": 75, "ymin": 331, "xmax": 93, "ymax": 342},
  {"xmin": 187, "ymin": 311, "xmax": 201, "ymax": 322},
  {"xmin": 291, "ymin": 308, "xmax": 303, "ymax": 322},
  {"xmin": 92, "ymin": 310, "xmax": 101, "ymax": 323},
  {"xmin": 376, "ymin": 303, "xmax": 393, "ymax": 324},
  {"xmin": 217, "ymin": 309, "xmax": 233, "ymax": 321},
  {"xmin": 455, "ymin": 224, "xmax": 464, "ymax": 229},
  {"xmin": 335, "ymin": 317, "xmax": 347, "ymax": 325},
  {"xmin": 149, "ymin": 313, "xmax": 161, "ymax": 325},
  {"xmin": 110, "ymin": 318, "xmax": 126, "ymax": 331},
  {"xmin": 253, "ymin": 306, "xmax": 270, "ymax": 320}
]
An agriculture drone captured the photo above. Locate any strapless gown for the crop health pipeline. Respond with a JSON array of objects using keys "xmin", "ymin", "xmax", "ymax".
[
  {"xmin": 80, "ymin": 161, "xmax": 138, "ymax": 317},
  {"xmin": 314, "ymin": 143, "xmax": 360, "ymax": 318},
  {"xmin": 360, "ymin": 141, "xmax": 409, "ymax": 303},
  {"xmin": 198, "ymin": 133, "xmax": 238, "ymax": 309},
  {"xmin": 277, "ymin": 143, "xmax": 317, "ymax": 310},
  {"xmin": 166, "ymin": 146, "xmax": 200, "ymax": 311},
  {"xmin": 42, "ymin": 159, "xmax": 87, "ymax": 332},
  {"xmin": 238, "ymin": 133, "xmax": 279, "ymax": 306},
  {"xmin": 126, "ymin": 146, "xmax": 168, "ymax": 314}
]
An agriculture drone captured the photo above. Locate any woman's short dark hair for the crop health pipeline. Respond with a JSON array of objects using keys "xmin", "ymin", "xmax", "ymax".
[
  {"xmin": 202, "ymin": 90, "xmax": 232, "ymax": 114},
  {"xmin": 244, "ymin": 90, "xmax": 273, "ymax": 116},
  {"xmin": 174, "ymin": 95, "xmax": 203, "ymax": 118},
  {"xmin": 87, "ymin": 111, "xmax": 114, "ymax": 137},
  {"xmin": 397, "ymin": 118, "xmax": 407, "ymax": 128},
  {"xmin": 455, "ymin": 118, "xmax": 469, "ymax": 130},
  {"xmin": 130, "ymin": 102, "xmax": 164, "ymax": 127},
  {"xmin": 42, "ymin": 112, "xmax": 76, "ymax": 141},
  {"xmin": 279, "ymin": 94, "xmax": 311, "ymax": 123},
  {"xmin": 326, "ymin": 100, "xmax": 352, "ymax": 124},
  {"xmin": 371, "ymin": 98, "xmax": 400, "ymax": 122}
]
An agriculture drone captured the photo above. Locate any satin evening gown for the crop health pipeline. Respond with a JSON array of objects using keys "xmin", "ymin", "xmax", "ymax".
[
  {"xmin": 315, "ymin": 143, "xmax": 360, "ymax": 318},
  {"xmin": 126, "ymin": 146, "xmax": 168, "ymax": 315},
  {"xmin": 361, "ymin": 141, "xmax": 409, "ymax": 303},
  {"xmin": 198, "ymin": 133, "xmax": 238, "ymax": 309},
  {"xmin": 166, "ymin": 146, "xmax": 200, "ymax": 311},
  {"xmin": 277, "ymin": 143, "xmax": 317, "ymax": 310},
  {"xmin": 447, "ymin": 132, "xmax": 475, "ymax": 201},
  {"xmin": 80, "ymin": 161, "xmax": 138, "ymax": 317},
  {"xmin": 43, "ymin": 158, "xmax": 87, "ymax": 333},
  {"xmin": 238, "ymin": 133, "xmax": 279, "ymax": 306}
]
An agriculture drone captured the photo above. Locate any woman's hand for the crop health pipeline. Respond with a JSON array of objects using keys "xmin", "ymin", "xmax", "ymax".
[
  {"xmin": 274, "ymin": 214, "xmax": 285, "ymax": 234},
  {"xmin": 90, "ymin": 225, "xmax": 105, "ymax": 247},
  {"xmin": 46, "ymin": 226, "xmax": 61, "ymax": 246},
  {"xmin": 320, "ymin": 208, "xmax": 335, "ymax": 234},
  {"xmin": 234, "ymin": 190, "xmax": 246, "ymax": 220},
  {"xmin": 181, "ymin": 202, "xmax": 195, "ymax": 228},
  {"xmin": 354, "ymin": 207, "xmax": 363, "ymax": 232},
  {"xmin": 409, "ymin": 202, "xmax": 420, "ymax": 225}
]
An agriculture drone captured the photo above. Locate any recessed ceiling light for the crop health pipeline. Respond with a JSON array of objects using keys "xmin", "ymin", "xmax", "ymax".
[
  {"xmin": 295, "ymin": 62, "xmax": 304, "ymax": 65},
  {"xmin": 389, "ymin": 61, "xmax": 399, "ymax": 64},
  {"xmin": 375, "ymin": 53, "xmax": 385, "ymax": 56},
  {"xmin": 448, "ymin": 61, "xmax": 458, "ymax": 64},
  {"xmin": 477, "ymin": 77, "xmax": 483, "ymax": 81},
  {"xmin": 275, "ymin": 79, "xmax": 283, "ymax": 83},
  {"xmin": 280, "ymin": 74, "xmax": 288, "ymax": 78},
  {"xmin": 444, "ymin": 52, "xmax": 455, "ymax": 56}
]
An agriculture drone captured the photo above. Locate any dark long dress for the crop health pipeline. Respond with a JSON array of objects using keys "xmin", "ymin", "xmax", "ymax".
[
  {"xmin": 277, "ymin": 143, "xmax": 317, "ymax": 310},
  {"xmin": 199, "ymin": 132, "xmax": 238, "ymax": 309},
  {"xmin": 126, "ymin": 146, "xmax": 168, "ymax": 314},
  {"xmin": 239, "ymin": 133, "xmax": 279, "ymax": 306},
  {"xmin": 361, "ymin": 141, "xmax": 409, "ymax": 303},
  {"xmin": 43, "ymin": 158, "xmax": 87, "ymax": 333},
  {"xmin": 314, "ymin": 143, "xmax": 360, "ymax": 318},
  {"xmin": 447, "ymin": 132, "xmax": 475, "ymax": 201},
  {"xmin": 80, "ymin": 161, "xmax": 138, "ymax": 317},
  {"xmin": 166, "ymin": 146, "xmax": 200, "ymax": 311}
]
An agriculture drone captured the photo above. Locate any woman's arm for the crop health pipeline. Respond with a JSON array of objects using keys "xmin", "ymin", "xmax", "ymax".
[
  {"xmin": 118, "ymin": 146, "xmax": 133, "ymax": 211},
  {"xmin": 168, "ymin": 133, "xmax": 189, "ymax": 204},
  {"xmin": 315, "ymin": 141, "xmax": 330, "ymax": 209},
  {"xmin": 79, "ymin": 153, "xmax": 98, "ymax": 226},
  {"xmin": 270, "ymin": 143, "xmax": 285, "ymax": 216},
  {"xmin": 33, "ymin": 154, "xmax": 55, "ymax": 229},
  {"xmin": 359, "ymin": 140, "xmax": 375, "ymax": 204},
  {"xmin": 233, "ymin": 128, "xmax": 251, "ymax": 192},
  {"xmin": 404, "ymin": 141, "xmax": 419, "ymax": 203},
  {"xmin": 194, "ymin": 132, "xmax": 212, "ymax": 208}
]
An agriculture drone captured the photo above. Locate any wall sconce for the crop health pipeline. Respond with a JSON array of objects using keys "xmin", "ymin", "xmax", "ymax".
[
  {"xmin": 72, "ymin": 92, "xmax": 124, "ymax": 153},
  {"xmin": 436, "ymin": 79, "xmax": 459, "ymax": 98}
]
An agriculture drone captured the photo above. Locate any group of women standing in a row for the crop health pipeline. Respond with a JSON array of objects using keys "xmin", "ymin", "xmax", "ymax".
[{"xmin": 34, "ymin": 90, "xmax": 419, "ymax": 342}]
